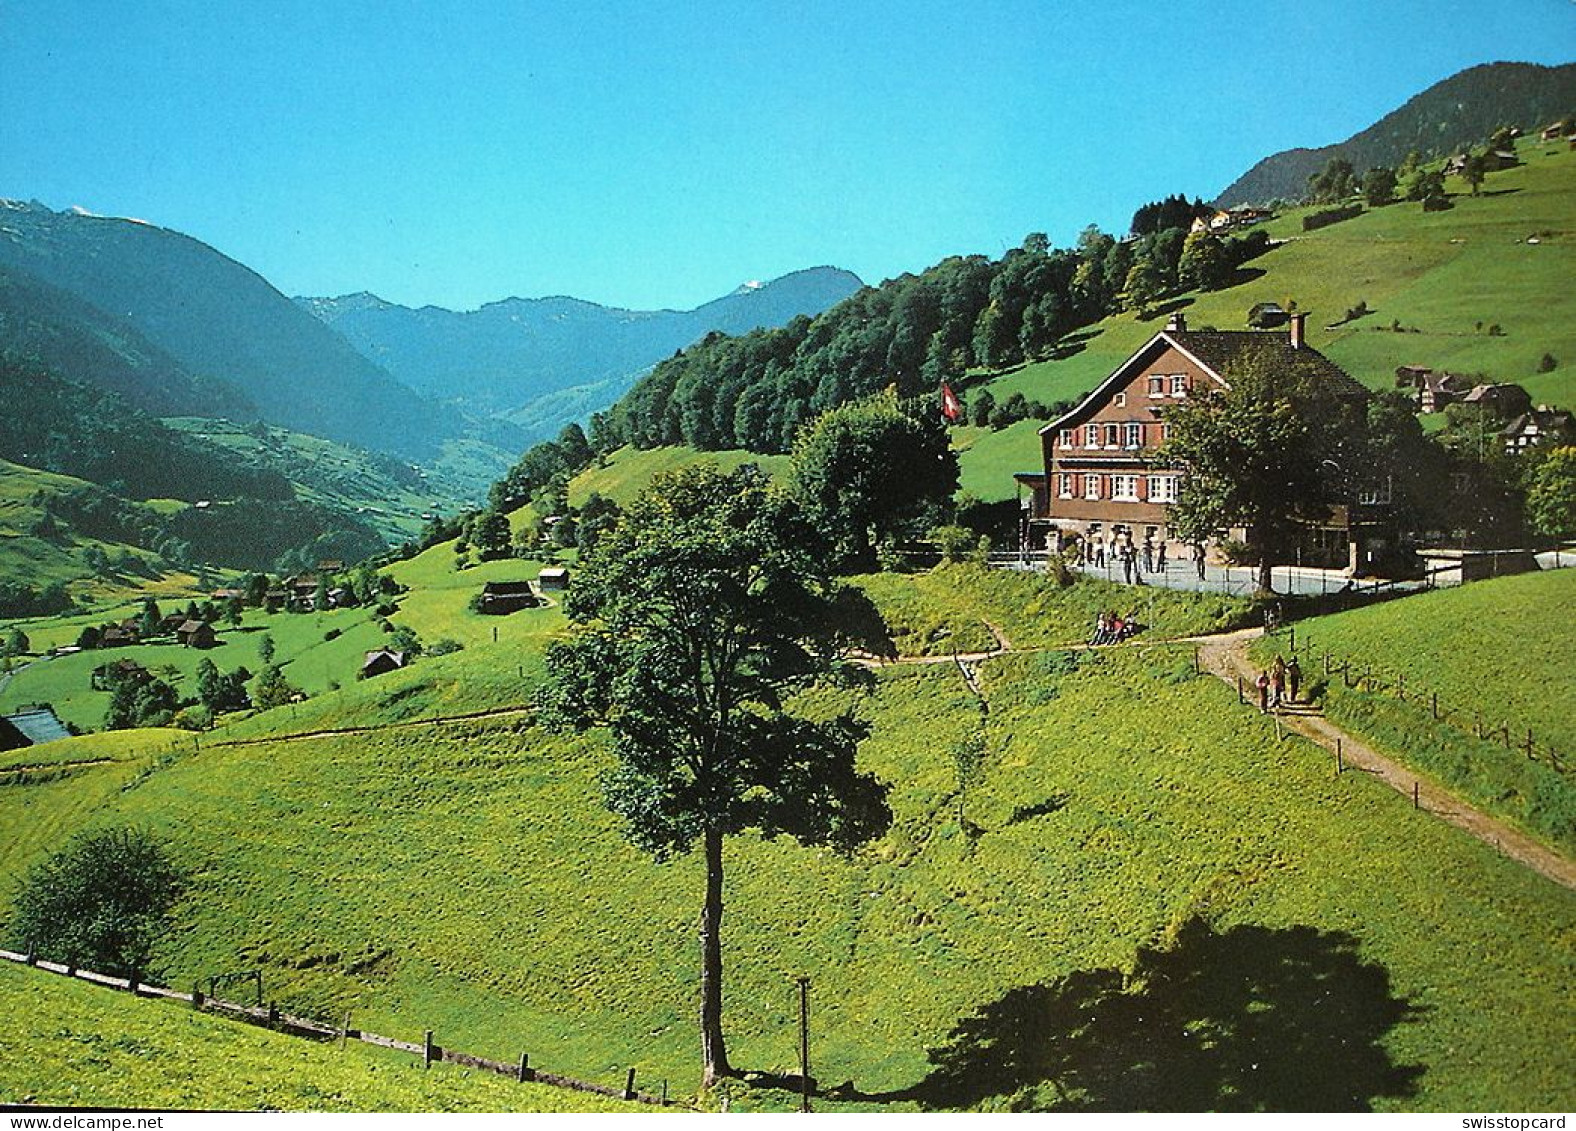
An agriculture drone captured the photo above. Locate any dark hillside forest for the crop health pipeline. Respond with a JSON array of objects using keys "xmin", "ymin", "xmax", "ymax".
[{"xmin": 599, "ymin": 220, "xmax": 1266, "ymax": 455}]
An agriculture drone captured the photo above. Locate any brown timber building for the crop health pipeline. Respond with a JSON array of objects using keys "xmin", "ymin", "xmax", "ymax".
[{"xmin": 1017, "ymin": 312, "xmax": 1381, "ymax": 569}]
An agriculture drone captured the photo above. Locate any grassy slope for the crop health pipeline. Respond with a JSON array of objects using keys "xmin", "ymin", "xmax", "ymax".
[
  {"xmin": 0, "ymin": 571, "xmax": 1569, "ymax": 1112},
  {"xmin": 0, "ymin": 459, "xmax": 201, "ymax": 604},
  {"xmin": 163, "ymin": 418, "xmax": 442, "ymax": 545},
  {"xmin": 569, "ymin": 445, "xmax": 790, "ymax": 508},
  {"xmin": 1250, "ymin": 570, "xmax": 1576, "ymax": 853},
  {"xmin": 0, "ymin": 962, "xmax": 638, "ymax": 1112},
  {"xmin": 850, "ymin": 563, "xmax": 1252, "ymax": 656},
  {"xmin": 958, "ymin": 139, "xmax": 1576, "ymax": 501}
]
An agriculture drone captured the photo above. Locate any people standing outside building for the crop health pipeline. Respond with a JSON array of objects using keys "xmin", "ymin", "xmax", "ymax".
[
  {"xmin": 1094, "ymin": 536, "xmax": 1105, "ymax": 569},
  {"xmin": 1256, "ymin": 670, "xmax": 1270, "ymax": 713},
  {"xmin": 1286, "ymin": 657, "xmax": 1302, "ymax": 703},
  {"xmin": 1271, "ymin": 657, "xmax": 1287, "ymax": 709},
  {"xmin": 1157, "ymin": 539, "xmax": 1168, "ymax": 572},
  {"xmin": 1142, "ymin": 536, "xmax": 1154, "ymax": 574},
  {"xmin": 1121, "ymin": 542, "xmax": 1135, "ymax": 584},
  {"xmin": 1193, "ymin": 541, "xmax": 1207, "ymax": 580}
]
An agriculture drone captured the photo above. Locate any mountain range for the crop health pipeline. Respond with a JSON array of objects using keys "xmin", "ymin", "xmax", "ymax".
[
  {"xmin": 296, "ymin": 267, "xmax": 864, "ymax": 444},
  {"xmin": 1215, "ymin": 61, "xmax": 1576, "ymax": 207}
]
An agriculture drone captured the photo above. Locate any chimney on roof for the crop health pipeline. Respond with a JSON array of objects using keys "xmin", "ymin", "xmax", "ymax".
[
  {"xmin": 1166, "ymin": 311, "xmax": 1187, "ymax": 333},
  {"xmin": 1288, "ymin": 312, "xmax": 1306, "ymax": 349}
]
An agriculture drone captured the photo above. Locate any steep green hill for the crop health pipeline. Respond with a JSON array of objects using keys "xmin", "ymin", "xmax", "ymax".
[
  {"xmin": 0, "ymin": 962, "xmax": 640, "ymax": 1112},
  {"xmin": 960, "ymin": 137, "xmax": 1576, "ymax": 501},
  {"xmin": 1215, "ymin": 61, "xmax": 1576, "ymax": 207},
  {"xmin": 1, "ymin": 564, "xmax": 1568, "ymax": 1112}
]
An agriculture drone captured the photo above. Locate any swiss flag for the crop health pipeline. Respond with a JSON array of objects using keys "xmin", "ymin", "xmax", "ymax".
[{"xmin": 940, "ymin": 382, "xmax": 963, "ymax": 423}]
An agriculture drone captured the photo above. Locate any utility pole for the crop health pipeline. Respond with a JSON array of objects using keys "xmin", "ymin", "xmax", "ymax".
[{"xmin": 797, "ymin": 976, "xmax": 812, "ymax": 1113}]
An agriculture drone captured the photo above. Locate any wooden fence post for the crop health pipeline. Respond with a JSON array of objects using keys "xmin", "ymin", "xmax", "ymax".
[
  {"xmin": 1501, "ymin": 725, "xmax": 1511, "ymax": 749},
  {"xmin": 1524, "ymin": 730, "xmax": 1535, "ymax": 760},
  {"xmin": 424, "ymin": 1030, "xmax": 435, "ymax": 1069},
  {"xmin": 1289, "ymin": 626, "xmax": 1295, "ymax": 652},
  {"xmin": 268, "ymin": 1002, "xmax": 279, "ymax": 1028},
  {"xmin": 127, "ymin": 970, "xmax": 139, "ymax": 995},
  {"xmin": 1323, "ymin": 652, "xmax": 1330, "ymax": 676},
  {"xmin": 624, "ymin": 1067, "xmax": 637, "ymax": 1101},
  {"xmin": 1413, "ymin": 782, "xmax": 1420, "ymax": 810},
  {"xmin": 1193, "ymin": 647, "xmax": 1200, "ymax": 675},
  {"xmin": 518, "ymin": 1052, "xmax": 533, "ymax": 1083},
  {"xmin": 1432, "ymin": 692, "xmax": 1439, "ymax": 719},
  {"xmin": 1237, "ymin": 676, "xmax": 1244, "ymax": 705},
  {"xmin": 1336, "ymin": 738, "xmax": 1343, "ymax": 775},
  {"xmin": 24, "ymin": 943, "xmax": 35, "ymax": 966},
  {"xmin": 192, "ymin": 986, "xmax": 204, "ymax": 1010},
  {"xmin": 1397, "ymin": 674, "xmax": 1404, "ymax": 701}
]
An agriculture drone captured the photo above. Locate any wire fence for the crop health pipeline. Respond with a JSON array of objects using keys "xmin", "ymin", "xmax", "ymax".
[
  {"xmin": 0, "ymin": 948, "xmax": 682, "ymax": 1109},
  {"xmin": 1263, "ymin": 626, "xmax": 1567, "ymax": 776}
]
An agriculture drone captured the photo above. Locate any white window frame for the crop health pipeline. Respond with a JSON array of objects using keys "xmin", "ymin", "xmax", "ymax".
[
  {"xmin": 1148, "ymin": 375, "xmax": 1165, "ymax": 398},
  {"xmin": 1114, "ymin": 392, "xmax": 1127, "ymax": 407},
  {"xmin": 1058, "ymin": 472, "xmax": 1074, "ymax": 498},
  {"xmin": 1084, "ymin": 424, "xmax": 1100, "ymax": 449},
  {"xmin": 1169, "ymin": 374, "xmax": 1188, "ymax": 397},
  {"xmin": 1103, "ymin": 423, "xmax": 1120, "ymax": 449},
  {"xmin": 1084, "ymin": 474, "xmax": 1101, "ymax": 500},
  {"xmin": 1125, "ymin": 422, "xmax": 1143, "ymax": 449},
  {"xmin": 1148, "ymin": 475, "xmax": 1179, "ymax": 503},
  {"xmin": 1059, "ymin": 428, "xmax": 1075, "ymax": 448},
  {"xmin": 1111, "ymin": 474, "xmax": 1140, "ymax": 502}
]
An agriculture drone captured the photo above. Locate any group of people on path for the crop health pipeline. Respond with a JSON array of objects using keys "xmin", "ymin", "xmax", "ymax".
[
  {"xmin": 1255, "ymin": 655, "xmax": 1302, "ymax": 712},
  {"xmin": 1088, "ymin": 610, "xmax": 1143, "ymax": 646},
  {"xmin": 1076, "ymin": 532, "xmax": 1209, "ymax": 584}
]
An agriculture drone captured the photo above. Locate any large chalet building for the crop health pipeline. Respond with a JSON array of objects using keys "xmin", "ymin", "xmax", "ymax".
[{"xmin": 1016, "ymin": 311, "xmax": 1382, "ymax": 570}]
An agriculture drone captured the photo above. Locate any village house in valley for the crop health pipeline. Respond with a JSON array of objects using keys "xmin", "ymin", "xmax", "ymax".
[{"xmin": 1017, "ymin": 311, "xmax": 1384, "ymax": 571}]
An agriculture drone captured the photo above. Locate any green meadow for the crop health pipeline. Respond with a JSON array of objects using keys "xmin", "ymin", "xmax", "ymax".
[
  {"xmin": 1, "ymin": 560, "xmax": 1569, "ymax": 1112},
  {"xmin": 570, "ymin": 445, "xmax": 791, "ymax": 508},
  {"xmin": 0, "ymin": 962, "xmax": 639, "ymax": 1112},
  {"xmin": 1250, "ymin": 570, "xmax": 1576, "ymax": 854}
]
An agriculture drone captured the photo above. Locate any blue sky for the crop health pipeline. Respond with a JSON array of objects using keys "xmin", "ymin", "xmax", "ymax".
[{"xmin": 1, "ymin": 1, "xmax": 1571, "ymax": 311}]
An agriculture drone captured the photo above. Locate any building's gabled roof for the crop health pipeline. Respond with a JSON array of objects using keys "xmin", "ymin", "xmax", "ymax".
[
  {"xmin": 1041, "ymin": 324, "xmax": 1364, "ymax": 436},
  {"xmin": 4, "ymin": 707, "xmax": 71, "ymax": 746},
  {"xmin": 482, "ymin": 581, "xmax": 536, "ymax": 596}
]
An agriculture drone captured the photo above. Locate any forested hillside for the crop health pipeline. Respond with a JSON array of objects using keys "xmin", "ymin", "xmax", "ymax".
[{"xmin": 599, "ymin": 226, "xmax": 1267, "ymax": 454}]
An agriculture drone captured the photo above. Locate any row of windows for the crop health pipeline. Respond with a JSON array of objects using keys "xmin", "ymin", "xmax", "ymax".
[
  {"xmin": 1059, "ymin": 421, "xmax": 1172, "ymax": 450},
  {"xmin": 1058, "ymin": 472, "xmax": 1179, "ymax": 503}
]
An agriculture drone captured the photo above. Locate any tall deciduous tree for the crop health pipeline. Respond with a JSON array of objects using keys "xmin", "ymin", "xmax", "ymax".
[
  {"xmin": 788, "ymin": 394, "xmax": 960, "ymax": 572},
  {"xmin": 1160, "ymin": 343, "xmax": 1363, "ymax": 593},
  {"xmin": 538, "ymin": 465, "xmax": 891, "ymax": 1089}
]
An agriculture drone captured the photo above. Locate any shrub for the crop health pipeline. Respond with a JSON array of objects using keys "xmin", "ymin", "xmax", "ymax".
[
  {"xmin": 174, "ymin": 704, "xmax": 213, "ymax": 731},
  {"xmin": 323, "ymin": 628, "xmax": 341, "ymax": 642},
  {"xmin": 9, "ymin": 828, "xmax": 183, "ymax": 977},
  {"xmin": 931, "ymin": 524, "xmax": 974, "ymax": 563},
  {"xmin": 427, "ymin": 638, "xmax": 464, "ymax": 656},
  {"xmin": 1302, "ymin": 204, "xmax": 1362, "ymax": 232},
  {"xmin": 1538, "ymin": 353, "xmax": 1557, "ymax": 373},
  {"xmin": 1487, "ymin": 323, "xmax": 1504, "ymax": 337}
]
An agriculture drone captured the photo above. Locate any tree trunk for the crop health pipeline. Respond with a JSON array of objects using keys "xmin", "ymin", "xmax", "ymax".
[
  {"xmin": 699, "ymin": 827, "xmax": 732, "ymax": 1089},
  {"xmin": 1257, "ymin": 555, "xmax": 1274, "ymax": 595}
]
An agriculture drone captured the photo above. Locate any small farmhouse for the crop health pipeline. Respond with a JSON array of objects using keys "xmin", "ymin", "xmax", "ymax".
[
  {"xmin": 476, "ymin": 581, "xmax": 539, "ymax": 615},
  {"xmin": 537, "ymin": 567, "xmax": 570, "ymax": 591},
  {"xmin": 1, "ymin": 707, "xmax": 72, "ymax": 748},
  {"xmin": 1395, "ymin": 366, "xmax": 1470, "ymax": 413},
  {"xmin": 175, "ymin": 619, "xmax": 217, "ymax": 649},
  {"xmin": 1462, "ymin": 383, "xmax": 1533, "ymax": 418},
  {"xmin": 361, "ymin": 649, "xmax": 408, "ymax": 679},
  {"xmin": 1019, "ymin": 311, "xmax": 1383, "ymax": 571},
  {"xmin": 1501, "ymin": 407, "xmax": 1574, "ymax": 454}
]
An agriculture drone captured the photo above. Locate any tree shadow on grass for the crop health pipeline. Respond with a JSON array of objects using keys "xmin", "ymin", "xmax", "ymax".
[{"xmin": 837, "ymin": 917, "xmax": 1424, "ymax": 1112}]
